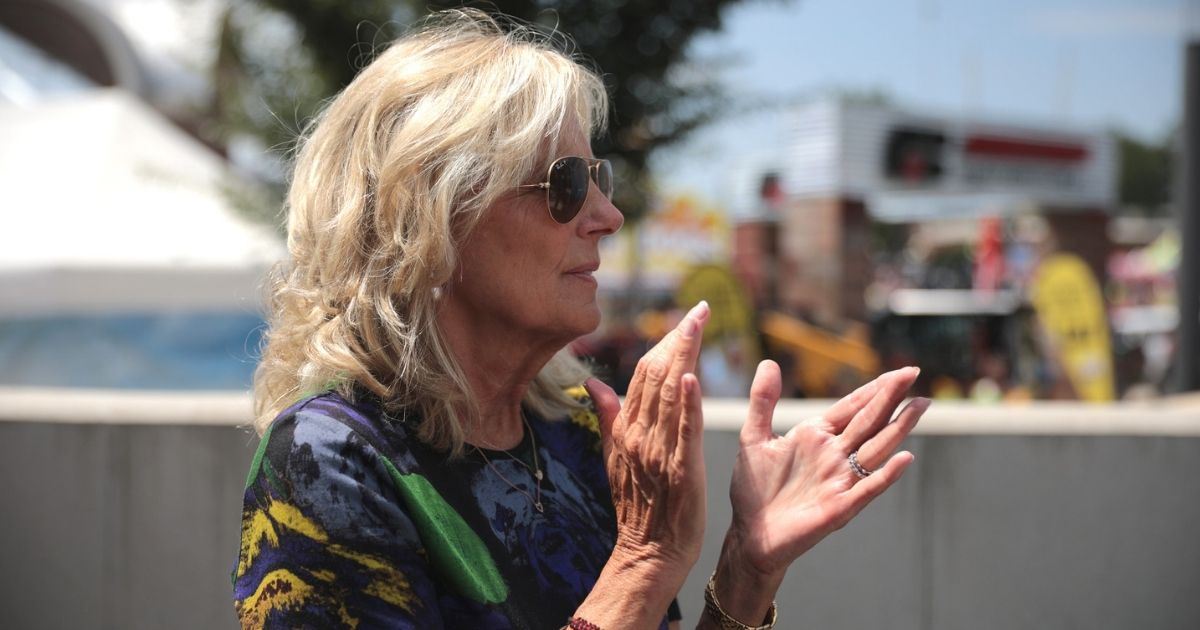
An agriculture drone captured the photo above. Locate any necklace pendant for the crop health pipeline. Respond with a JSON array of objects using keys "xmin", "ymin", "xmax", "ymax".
[
  {"xmin": 534, "ymin": 500, "xmax": 544, "ymax": 513},
  {"xmin": 535, "ymin": 469, "xmax": 543, "ymax": 481}
]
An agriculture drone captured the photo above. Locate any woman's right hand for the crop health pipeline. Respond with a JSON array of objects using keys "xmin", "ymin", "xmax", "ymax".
[{"xmin": 585, "ymin": 300, "xmax": 711, "ymax": 575}]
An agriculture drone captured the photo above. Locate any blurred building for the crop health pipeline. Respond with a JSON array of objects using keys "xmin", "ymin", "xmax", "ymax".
[
  {"xmin": 0, "ymin": 1, "xmax": 282, "ymax": 389},
  {"xmin": 734, "ymin": 96, "xmax": 1117, "ymax": 324},
  {"xmin": 726, "ymin": 97, "xmax": 1148, "ymax": 399}
]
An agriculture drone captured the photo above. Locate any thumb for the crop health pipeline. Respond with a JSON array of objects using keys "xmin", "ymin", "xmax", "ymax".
[
  {"xmin": 742, "ymin": 360, "xmax": 782, "ymax": 445},
  {"xmin": 584, "ymin": 377, "xmax": 621, "ymax": 457}
]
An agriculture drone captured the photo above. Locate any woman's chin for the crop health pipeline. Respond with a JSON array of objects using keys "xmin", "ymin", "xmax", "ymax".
[{"xmin": 559, "ymin": 305, "xmax": 602, "ymax": 341}]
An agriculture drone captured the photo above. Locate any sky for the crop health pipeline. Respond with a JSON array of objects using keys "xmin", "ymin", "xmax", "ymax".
[
  {"xmin": 85, "ymin": 0, "xmax": 1200, "ymax": 211},
  {"xmin": 654, "ymin": 0, "xmax": 1200, "ymax": 205}
]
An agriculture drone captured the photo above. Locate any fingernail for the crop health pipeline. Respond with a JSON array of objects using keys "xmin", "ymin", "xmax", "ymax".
[
  {"xmin": 681, "ymin": 301, "xmax": 707, "ymax": 338},
  {"xmin": 681, "ymin": 314, "xmax": 698, "ymax": 338}
]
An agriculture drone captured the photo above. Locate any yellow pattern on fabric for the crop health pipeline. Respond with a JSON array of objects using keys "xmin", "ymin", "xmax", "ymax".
[
  {"xmin": 568, "ymin": 407, "xmax": 600, "ymax": 437},
  {"xmin": 235, "ymin": 508, "xmax": 280, "ymax": 579},
  {"xmin": 312, "ymin": 569, "xmax": 336, "ymax": 582},
  {"xmin": 268, "ymin": 501, "xmax": 330, "ymax": 542},
  {"xmin": 564, "ymin": 385, "xmax": 602, "ymax": 448},
  {"xmin": 363, "ymin": 576, "xmax": 417, "ymax": 613},
  {"xmin": 329, "ymin": 545, "xmax": 417, "ymax": 613},
  {"xmin": 235, "ymin": 500, "xmax": 331, "ymax": 580},
  {"xmin": 235, "ymin": 497, "xmax": 416, "ymax": 621},
  {"xmin": 235, "ymin": 568, "xmax": 359, "ymax": 629}
]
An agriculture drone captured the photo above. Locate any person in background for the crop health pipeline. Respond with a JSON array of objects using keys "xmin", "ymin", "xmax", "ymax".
[{"xmin": 232, "ymin": 10, "xmax": 928, "ymax": 629}]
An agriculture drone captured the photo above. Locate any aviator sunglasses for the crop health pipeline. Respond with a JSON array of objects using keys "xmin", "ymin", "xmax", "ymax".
[{"xmin": 518, "ymin": 156, "xmax": 614, "ymax": 223}]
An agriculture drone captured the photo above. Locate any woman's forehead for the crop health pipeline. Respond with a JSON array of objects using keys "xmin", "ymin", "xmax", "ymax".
[
  {"xmin": 550, "ymin": 117, "xmax": 594, "ymax": 160},
  {"xmin": 525, "ymin": 117, "xmax": 595, "ymax": 177}
]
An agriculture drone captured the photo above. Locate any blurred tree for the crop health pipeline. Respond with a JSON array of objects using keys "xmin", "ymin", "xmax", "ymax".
[
  {"xmin": 210, "ymin": 3, "xmax": 405, "ymax": 167},
  {"xmin": 212, "ymin": 0, "xmax": 772, "ymax": 220},
  {"xmin": 1115, "ymin": 131, "xmax": 1173, "ymax": 216}
]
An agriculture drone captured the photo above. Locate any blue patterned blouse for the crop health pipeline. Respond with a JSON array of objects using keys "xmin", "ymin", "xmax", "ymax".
[{"xmin": 232, "ymin": 388, "xmax": 681, "ymax": 628}]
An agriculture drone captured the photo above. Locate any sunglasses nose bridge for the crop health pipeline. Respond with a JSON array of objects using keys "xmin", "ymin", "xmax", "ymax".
[
  {"xmin": 588, "ymin": 159, "xmax": 614, "ymax": 199},
  {"xmin": 577, "ymin": 163, "xmax": 622, "ymax": 232}
]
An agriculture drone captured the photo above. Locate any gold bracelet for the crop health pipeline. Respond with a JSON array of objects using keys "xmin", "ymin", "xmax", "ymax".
[{"xmin": 703, "ymin": 571, "xmax": 777, "ymax": 630}]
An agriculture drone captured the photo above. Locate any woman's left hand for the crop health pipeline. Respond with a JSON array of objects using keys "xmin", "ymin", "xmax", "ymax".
[{"xmin": 716, "ymin": 361, "xmax": 929, "ymax": 604}]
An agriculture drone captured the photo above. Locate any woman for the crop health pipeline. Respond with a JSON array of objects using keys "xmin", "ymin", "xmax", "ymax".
[{"xmin": 232, "ymin": 10, "xmax": 928, "ymax": 629}]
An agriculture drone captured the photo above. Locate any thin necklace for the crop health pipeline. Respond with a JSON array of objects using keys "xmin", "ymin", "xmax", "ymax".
[{"xmin": 473, "ymin": 413, "xmax": 544, "ymax": 513}]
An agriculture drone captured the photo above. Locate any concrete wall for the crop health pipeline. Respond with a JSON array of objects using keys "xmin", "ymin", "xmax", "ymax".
[
  {"xmin": 1, "ymin": 388, "xmax": 1198, "ymax": 629},
  {"xmin": 0, "ymin": 422, "xmax": 254, "ymax": 630},
  {"xmin": 683, "ymin": 431, "xmax": 1200, "ymax": 630}
]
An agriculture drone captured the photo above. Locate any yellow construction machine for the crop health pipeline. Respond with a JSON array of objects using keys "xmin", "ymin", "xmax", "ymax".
[{"xmin": 759, "ymin": 311, "xmax": 881, "ymax": 397}]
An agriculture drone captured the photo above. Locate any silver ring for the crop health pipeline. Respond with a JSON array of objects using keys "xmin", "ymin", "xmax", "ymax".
[{"xmin": 848, "ymin": 451, "xmax": 873, "ymax": 479}]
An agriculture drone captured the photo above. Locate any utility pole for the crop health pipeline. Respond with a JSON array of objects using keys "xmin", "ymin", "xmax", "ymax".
[{"xmin": 1175, "ymin": 41, "xmax": 1200, "ymax": 392}]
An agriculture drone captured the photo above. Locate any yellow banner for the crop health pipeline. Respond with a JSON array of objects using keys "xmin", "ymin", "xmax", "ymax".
[
  {"xmin": 1031, "ymin": 254, "xmax": 1115, "ymax": 401},
  {"xmin": 676, "ymin": 264, "xmax": 760, "ymax": 397}
]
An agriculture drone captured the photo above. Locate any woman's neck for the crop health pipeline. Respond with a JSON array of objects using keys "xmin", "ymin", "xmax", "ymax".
[{"xmin": 436, "ymin": 302, "xmax": 564, "ymax": 451}]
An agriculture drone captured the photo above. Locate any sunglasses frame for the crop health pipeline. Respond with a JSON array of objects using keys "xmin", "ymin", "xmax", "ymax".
[{"xmin": 517, "ymin": 156, "xmax": 613, "ymax": 224}]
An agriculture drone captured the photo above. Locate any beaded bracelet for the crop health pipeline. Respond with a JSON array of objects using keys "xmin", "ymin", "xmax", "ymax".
[
  {"xmin": 566, "ymin": 616, "xmax": 601, "ymax": 630},
  {"xmin": 703, "ymin": 571, "xmax": 777, "ymax": 630}
]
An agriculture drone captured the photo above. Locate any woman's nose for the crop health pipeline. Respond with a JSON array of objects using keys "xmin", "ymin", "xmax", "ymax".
[{"xmin": 580, "ymin": 187, "xmax": 624, "ymax": 236}]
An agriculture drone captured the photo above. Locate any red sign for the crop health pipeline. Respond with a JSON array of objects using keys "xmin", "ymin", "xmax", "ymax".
[{"xmin": 964, "ymin": 135, "xmax": 1088, "ymax": 162}]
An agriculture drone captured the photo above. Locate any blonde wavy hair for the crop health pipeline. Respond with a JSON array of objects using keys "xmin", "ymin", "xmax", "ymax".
[{"xmin": 253, "ymin": 10, "xmax": 605, "ymax": 454}]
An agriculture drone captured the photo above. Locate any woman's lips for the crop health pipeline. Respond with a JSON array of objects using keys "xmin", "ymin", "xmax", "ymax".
[
  {"xmin": 565, "ymin": 263, "xmax": 599, "ymax": 284},
  {"xmin": 565, "ymin": 262, "xmax": 599, "ymax": 273}
]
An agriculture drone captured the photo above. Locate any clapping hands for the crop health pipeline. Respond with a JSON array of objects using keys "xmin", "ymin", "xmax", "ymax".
[{"xmin": 583, "ymin": 302, "xmax": 928, "ymax": 626}]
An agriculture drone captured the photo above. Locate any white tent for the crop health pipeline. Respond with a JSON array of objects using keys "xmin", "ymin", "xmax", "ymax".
[{"xmin": 0, "ymin": 88, "xmax": 284, "ymax": 316}]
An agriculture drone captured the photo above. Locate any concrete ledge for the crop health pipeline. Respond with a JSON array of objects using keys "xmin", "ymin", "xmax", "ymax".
[
  {"xmin": 0, "ymin": 386, "xmax": 253, "ymax": 426},
  {"xmin": 2, "ymin": 386, "xmax": 1197, "ymax": 435}
]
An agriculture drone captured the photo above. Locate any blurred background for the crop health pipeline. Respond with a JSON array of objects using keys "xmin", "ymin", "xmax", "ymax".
[{"xmin": 1, "ymin": 0, "xmax": 1198, "ymax": 628}]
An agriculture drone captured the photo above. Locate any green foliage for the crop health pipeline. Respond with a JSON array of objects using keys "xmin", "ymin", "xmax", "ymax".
[
  {"xmin": 1115, "ymin": 131, "xmax": 1173, "ymax": 216},
  {"xmin": 211, "ymin": 3, "xmax": 397, "ymax": 154},
  {"xmin": 212, "ymin": 0, "xmax": 766, "ymax": 219}
]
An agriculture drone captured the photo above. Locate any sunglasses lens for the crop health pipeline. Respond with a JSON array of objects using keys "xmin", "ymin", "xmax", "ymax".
[
  {"xmin": 547, "ymin": 157, "xmax": 589, "ymax": 223},
  {"xmin": 595, "ymin": 160, "xmax": 613, "ymax": 200}
]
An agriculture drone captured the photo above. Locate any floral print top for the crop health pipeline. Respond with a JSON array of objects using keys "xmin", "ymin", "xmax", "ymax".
[{"xmin": 232, "ymin": 388, "xmax": 681, "ymax": 628}]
